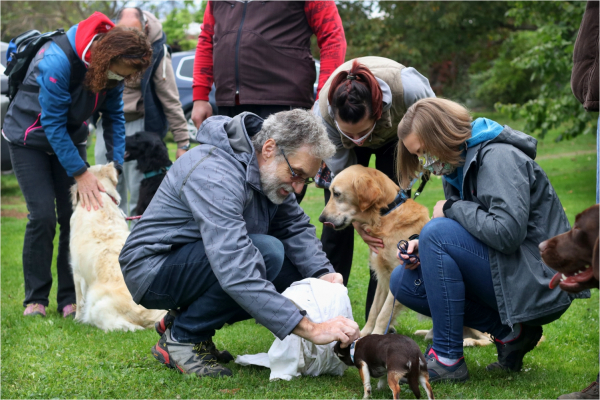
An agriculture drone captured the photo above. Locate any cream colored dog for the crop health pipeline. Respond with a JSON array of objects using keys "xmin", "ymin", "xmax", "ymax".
[
  {"xmin": 319, "ymin": 165, "xmax": 492, "ymax": 347},
  {"xmin": 69, "ymin": 163, "xmax": 165, "ymax": 331}
]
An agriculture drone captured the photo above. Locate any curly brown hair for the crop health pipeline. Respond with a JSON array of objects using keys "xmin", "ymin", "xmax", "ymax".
[{"xmin": 85, "ymin": 26, "xmax": 152, "ymax": 93}]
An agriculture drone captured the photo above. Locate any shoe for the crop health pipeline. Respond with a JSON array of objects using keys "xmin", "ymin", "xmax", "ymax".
[
  {"xmin": 24, "ymin": 303, "xmax": 46, "ymax": 317},
  {"xmin": 151, "ymin": 327, "xmax": 233, "ymax": 377},
  {"xmin": 557, "ymin": 381, "xmax": 599, "ymax": 399},
  {"xmin": 486, "ymin": 325, "xmax": 543, "ymax": 372},
  {"xmin": 155, "ymin": 311, "xmax": 234, "ymax": 364},
  {"xmin": 62, "ymin": 304, "xmax": 76, "ymax": 318},
  {"xmin": 425, "ymin": 345, "xmax": 470, "ymax": 383}
]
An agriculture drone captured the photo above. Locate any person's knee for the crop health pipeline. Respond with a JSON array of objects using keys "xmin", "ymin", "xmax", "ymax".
[
  {"xmin": 420, "ymin": 218, "xmax": 461, "ymax": 248},
  {"xmin": 29, "ymin": 206, "xmax": 57, "ymax": 229},
  {"xmin": 249, "ymin": 234, "xmax": 285, "ymax": 277}
]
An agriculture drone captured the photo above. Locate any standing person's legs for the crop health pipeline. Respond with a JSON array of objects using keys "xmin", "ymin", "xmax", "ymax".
[
  {"xmin": 8, "ymin": 144, "xmax": 61, "ymax": 314},
  {"xmin": 596, "ymin": 115, "xmax": 599, "ymax": 204}
]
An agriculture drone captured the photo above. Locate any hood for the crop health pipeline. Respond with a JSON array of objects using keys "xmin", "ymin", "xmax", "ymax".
[
  {"xmin": 73, "ymin": 12, "xmax": 115, "ymax": 64},
  {"xmin": 143, "ymin": 10, "xmax": 163, "ymax": 44},
  {"xmin": 485, "ymin": 123, "xmax": 538, "ymax": 160}
]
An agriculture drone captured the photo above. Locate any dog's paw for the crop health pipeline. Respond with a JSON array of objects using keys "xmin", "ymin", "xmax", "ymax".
[{"xmin": 414, "ymin": 329, "xmax": 430, "ymax": 337}]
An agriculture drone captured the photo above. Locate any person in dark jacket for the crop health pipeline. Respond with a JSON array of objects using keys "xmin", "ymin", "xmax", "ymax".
[
  {"xmin": 390, "ymin": 98, "xmax": 589, "ymax": 383},
  {"xmin": 119, "ymin": 109, "xmax": 360, "ymax": 378},
  {"xmin": 2, "ymin": 12, "xmax": 152, "ymax": 318}
]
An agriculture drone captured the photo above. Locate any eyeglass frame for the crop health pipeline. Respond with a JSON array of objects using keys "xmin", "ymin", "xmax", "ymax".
[{"xmin": 279, "ymin": 147, "xmax": 315, "ymax": 185}]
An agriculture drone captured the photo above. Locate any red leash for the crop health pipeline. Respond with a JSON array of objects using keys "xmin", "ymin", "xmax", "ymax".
[{"xmin": 125, "ymin": 215, "xmax": 142, "ymax": 221}]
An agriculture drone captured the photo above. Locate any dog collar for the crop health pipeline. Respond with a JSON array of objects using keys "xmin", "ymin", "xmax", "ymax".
[
  {"xmin": 350, "ymin": 338, "xmax": 361, "ymax": 363},
  {"xmin": 379, "ymin": 191, "xmax": 408, "ymax": 216},
  {"xmin": 143, "ymin": 165, "xmax": 171, "ymax": 179},
  {"xmin": 106, "ymin": 193, "xmax": 120, "ymax": 206}
]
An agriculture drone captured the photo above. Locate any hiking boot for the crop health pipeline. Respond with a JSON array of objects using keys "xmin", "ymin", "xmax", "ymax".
[
  {"xmin": 62, "ymin": 304, "xmax": 76, "ymax": 319},
  {"xmin": 24, "ymin": 303, "xmax": 46, "ymax": 317},
  {"xmin": 557, "ymin": 381, "xmax": 599, "ymax": 399},
  {"xmin": 486, "ymin": 325, "xmax": 543, "ymax": 372},
  {"xmin": 425, "ymin": 345, "xmax": 470, "ymax": 383},
  {"xmin": 151, "ymin": 328, "xmax": 232, "ymax": 378},
  {"xmin": 155, "ymin": 311, "xmax": 234, "ymax": 364}
]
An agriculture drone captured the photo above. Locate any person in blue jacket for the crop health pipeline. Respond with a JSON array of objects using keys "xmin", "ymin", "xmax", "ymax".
[{"xmin": 2, "ymin": 12, "xmax": 152, "ymax": 318}]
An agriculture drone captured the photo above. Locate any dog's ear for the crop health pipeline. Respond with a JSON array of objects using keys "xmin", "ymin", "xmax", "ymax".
[
  {"xmin": 592, "ymin": 237, "xmax": 599, "ymax": 282},
  {"xmin": 70, "ymin": 182, "xmax": 79, "ymax": 207},
  {"xmin": 103, "ymin": 162, "xmax": 119, "ymax": 187},
  {"xmin": 354, "ymin": 175, "xmax": 382, "ymax": 212}
]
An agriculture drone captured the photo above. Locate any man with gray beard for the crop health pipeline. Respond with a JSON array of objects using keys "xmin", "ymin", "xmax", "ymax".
[{"xmin": 119, "ymin": 109, "xmax": 359, "ymax": 378}]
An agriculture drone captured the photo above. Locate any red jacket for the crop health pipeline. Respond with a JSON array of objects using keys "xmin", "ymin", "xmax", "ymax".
[{"xmin": 193, "ymin": 1, "xmax": 346, "ymax": 108}]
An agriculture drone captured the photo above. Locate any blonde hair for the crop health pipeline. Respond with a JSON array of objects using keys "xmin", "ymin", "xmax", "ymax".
[{"xmin": 396, "ymin": 98, "xmax": 472, "ymax": 188}]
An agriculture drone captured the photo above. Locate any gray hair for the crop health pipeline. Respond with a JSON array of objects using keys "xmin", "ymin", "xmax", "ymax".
[{"xmin": 251, "ymin": 109, "xmax": 336, "ymax": 161}]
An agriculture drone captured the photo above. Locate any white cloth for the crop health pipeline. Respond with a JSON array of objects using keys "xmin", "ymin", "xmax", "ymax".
[{"xmin": 235, "ymin": 278, "xmax": 353, "ymax": 381}]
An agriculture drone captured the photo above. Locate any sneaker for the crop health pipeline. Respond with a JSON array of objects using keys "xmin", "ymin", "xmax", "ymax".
[
  {"xmin": 24, "ymin": 303, "xmax": 46, "ymax": 317},
  {"xmin": 486, "ymin": 325, "xmax": 543, "ymax": 372},
  {"xmin": 558, "ymin": 381, "xmax": 599, "ymax": 399},
  {"xmin": 151, "ymin": 327, "xmax": 232, "ymax": 377},
  {"xmin": 425, "ymin": 345, "xmax": 470, "ymax": 383},
  {"xmin": 155, "ymin": 311, "xmax": 234, "ymax": 364},
  {"xmin": 62, "ymin": 304, "xmax": 76, "ymax": 318}
]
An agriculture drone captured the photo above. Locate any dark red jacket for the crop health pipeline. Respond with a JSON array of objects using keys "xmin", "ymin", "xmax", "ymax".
[
  {"xmin": 193, "ymin": 1, "xmax": 346, "ymax": 108},
  {"xmin": 571, "ymin": 0, "xmax": 599, "ymax": 112}
]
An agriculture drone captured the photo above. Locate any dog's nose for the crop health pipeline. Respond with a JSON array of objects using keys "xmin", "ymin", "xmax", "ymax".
[
  {"xmin": 539, "ymin": 241, "xmax": 548, "ymax": 253},
  {"xmin": 318, "ymin": 214, "xmax": 326, "ymax": 223}
]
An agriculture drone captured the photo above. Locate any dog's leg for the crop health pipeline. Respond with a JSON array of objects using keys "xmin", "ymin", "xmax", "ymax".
[
  {"xmin": 361, "ymin": 280, "xmax": 388, "ymax": 336},
  {"xmin": 419, "ymin": 361, "xmax": 434, "ymax": 400},
  {"xmin": 387, "ymin": 370, "xmax": 404, "ymax": 400},
  {"xmin": 407, "ymin": 372, "xmax": 422, "ymax": 400},
  {"xmin": 358, "ymin": 362, "xmax": 372, "ymax": 399},
  {"xmin": 372, "ymin": 291, "xmax": 402, "ymax": 335},
  {"xmin": 73, "ymin": 273, "xmax": 84, "ymax": 320},
  {"xmin": 377, "ymin": 377, "xmax": 387, "ymax": 390},
  {"xmin": 462, "ymin": 327, "xmax": 492, "ymax": 347}
]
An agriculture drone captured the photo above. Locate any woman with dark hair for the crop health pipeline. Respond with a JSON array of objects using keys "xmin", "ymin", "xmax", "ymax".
[
  {"xmin": 313, "ymin": 56, "xmax": 435, "ymax": 317},
  {"xmin": 2, "ymin": 12, "xmax": 152, "ymax": 318},
  {"xmin": 391, "ymin": 97, "xmax": 586, "ymax": 382}
]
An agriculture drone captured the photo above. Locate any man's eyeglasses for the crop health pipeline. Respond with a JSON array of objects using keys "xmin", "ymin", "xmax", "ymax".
[{"xmin": 279, "ymin": 147, "xmax": 315, "ymax": 185}]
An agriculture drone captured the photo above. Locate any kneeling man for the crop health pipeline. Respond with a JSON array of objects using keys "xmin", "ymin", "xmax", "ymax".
[{"xmin": 119, "ymin": 110, "xmax": 359, "ymax": 377}]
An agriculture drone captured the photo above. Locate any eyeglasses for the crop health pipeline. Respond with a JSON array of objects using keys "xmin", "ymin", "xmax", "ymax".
[{"xmin": 279, "ymin": 147, "xmax": 315, "ymax": 185}]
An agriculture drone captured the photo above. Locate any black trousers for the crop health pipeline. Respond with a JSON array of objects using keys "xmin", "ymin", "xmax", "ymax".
[
  {"xmin": 218, "ymin": 104, "xmax": 307, "ymax": 203},
  {"xmin": 8, "ymin": 143, "xmax": 86, "ymax": 312},
  {"xmin": 321, "ymin": 139, "xmax": 399, "ymax": 321}
]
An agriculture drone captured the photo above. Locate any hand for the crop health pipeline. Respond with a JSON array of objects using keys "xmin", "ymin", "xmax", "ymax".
[
  {"xmin": 353, "ymin": 221, "xmax": 384, "ymax": 254},
  {"xmin": 74, "ymin": 170, "xmax": 105, "ymax": 211},
  {"xmin": 292, "ymin": 316, "xmax": 360, "ymax": 348},
  {"xmin": 432, "ymin": 200, "xmax": 447, "ymax": 219},
  {"xmin": 397, "ymin": 239, "xmax": 420, "ymax": 270},
  {"xmin": 176, "ymin": 148, "xmax": 187, "ymax": 159},
  {"xmin": 191, "ymin": 100, "xmax": 213, "ymax": 129},
  {"xmin": 319, "ymin": 272, "xmax": 343, "ymax": 285}
]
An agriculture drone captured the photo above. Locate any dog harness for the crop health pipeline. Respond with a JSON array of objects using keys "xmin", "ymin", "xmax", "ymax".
[
  {"xmin": 143, "ymin": 165, "xmax": 171, "ymax": 179},
  {"xmin": 350, "ymin": 338, "xmax": 361, "ymax": 363}
]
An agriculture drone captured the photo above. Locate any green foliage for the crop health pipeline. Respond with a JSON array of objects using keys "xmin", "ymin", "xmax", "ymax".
[{"xmin": 157, "ymin": 0, "xmax": 205, "ymax": 52}]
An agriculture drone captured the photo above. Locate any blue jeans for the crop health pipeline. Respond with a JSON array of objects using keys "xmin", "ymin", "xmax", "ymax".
[
  {"xmin": 140, "ymin": 234, "xmax": 301, "ymax": 343},
  {"xmin": 390, "ymin": 218, "xmax": 511, "ymax": 359}
]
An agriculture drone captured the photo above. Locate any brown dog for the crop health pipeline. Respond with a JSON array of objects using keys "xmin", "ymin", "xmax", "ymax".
[
  {"xmin": 539, "ymin": 204, "xmax": 599, "ymax": 293},
  {"xmin": 319, "ymin": 165, "xmax": 492, "ymax": 347},
  {"xmin": 334, "ymin": 334, "xmax": 434, "ymax": 399}
]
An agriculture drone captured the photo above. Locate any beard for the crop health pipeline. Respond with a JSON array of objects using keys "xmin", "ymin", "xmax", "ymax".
[{"xmin": 259, "ymin": 161, "xmax": 294, "ymax": 205}]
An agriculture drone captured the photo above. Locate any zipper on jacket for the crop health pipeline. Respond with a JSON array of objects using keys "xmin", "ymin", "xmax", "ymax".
[
  {"xmin": 234, "ymin": 1, "xmax": 248, "ymax": 102},
  {"xmin": 23, "ymin": 113, "xmax": 42, "ymax": 145}
]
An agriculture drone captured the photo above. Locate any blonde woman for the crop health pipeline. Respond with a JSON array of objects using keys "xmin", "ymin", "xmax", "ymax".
[{"xmin": 390, "ymin": 98, "xmax": 586, "ymax": 382}]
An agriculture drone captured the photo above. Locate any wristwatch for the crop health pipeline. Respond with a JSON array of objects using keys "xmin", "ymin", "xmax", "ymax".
[{"xmin": 178, "ymin": 143, "xmax": 191, "ymax": 151}]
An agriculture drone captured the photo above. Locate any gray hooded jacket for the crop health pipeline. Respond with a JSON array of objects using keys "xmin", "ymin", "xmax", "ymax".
[
  {"xmin": 119, "ymin": 113, "xmax": 334, "ymax": 339},
  {"xmin": 443, "ymin": 125, "xmax": 590, "ymax": 327}
]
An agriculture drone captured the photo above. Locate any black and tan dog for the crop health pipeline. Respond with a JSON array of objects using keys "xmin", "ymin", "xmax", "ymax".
[{"xmin": 334, "ymin": 334, "xmax": 434, "ymax": 399}]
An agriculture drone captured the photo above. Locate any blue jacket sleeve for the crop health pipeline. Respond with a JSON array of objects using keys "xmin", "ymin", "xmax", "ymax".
[
  {"xmin": 98, "ymin": 84, "xmax": 125, "ymax": 171},
  {"xmin": 36, "ymin": 43, "xmax": 87, "ymax": 177}
]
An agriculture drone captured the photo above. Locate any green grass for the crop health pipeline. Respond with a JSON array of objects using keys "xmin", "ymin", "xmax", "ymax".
[{"xmin": 2, "ymin": 113, "xmax": 598, "ymax": 399}]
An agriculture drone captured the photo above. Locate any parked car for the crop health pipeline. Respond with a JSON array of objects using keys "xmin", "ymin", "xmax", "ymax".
[
  {"xmin": 171, "ymin": 50, "xmax": 320, "ymax": 142},
  {"xmin": 1, "ymin": 41, "xmax": 13, "ymax": 172}
]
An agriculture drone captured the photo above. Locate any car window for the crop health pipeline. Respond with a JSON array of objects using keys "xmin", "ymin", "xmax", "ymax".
[{"xmin": 176, "ymin": 56, "xmax": 195, "ymax": 82}]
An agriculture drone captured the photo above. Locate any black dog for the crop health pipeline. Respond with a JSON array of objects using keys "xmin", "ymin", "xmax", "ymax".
[
  {"xmin": 334, "ymin": 334, "xmax": 433, "ymax": 400},
  {"xmin": 124, "ymin": 131, "xmax": 172, "ymax": 216}
]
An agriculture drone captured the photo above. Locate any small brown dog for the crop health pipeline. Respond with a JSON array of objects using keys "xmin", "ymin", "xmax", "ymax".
[
  {"xmin": 334, "ymin": 334, "xmax": 434, "ymax": 400},
  {"xmin": 539, "ymin": 204, "xmax": 599, "ymax": 292}
]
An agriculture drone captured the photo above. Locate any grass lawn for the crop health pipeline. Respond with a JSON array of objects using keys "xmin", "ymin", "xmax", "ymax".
[{"xmin": 1, "ymin": 113, "xmax": 598, "ymax": 399}]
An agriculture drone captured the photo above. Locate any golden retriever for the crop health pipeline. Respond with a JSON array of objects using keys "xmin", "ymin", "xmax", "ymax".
[
  {"xmin": 69, "ymin": 163, "xmax": 165, "ymax": 331},
  {"xmin": 319, "ymin": 165, "xmax": 492, "ymax": 347}
]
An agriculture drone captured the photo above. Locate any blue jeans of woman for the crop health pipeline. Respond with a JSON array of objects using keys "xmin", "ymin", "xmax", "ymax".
[
  {"xmin": 390, "ymin": 218, "xmax": 512, "ymax": 359},
  {"xmin": 139, "ymin": 234, "xmax": 302, "ymax": 343}
]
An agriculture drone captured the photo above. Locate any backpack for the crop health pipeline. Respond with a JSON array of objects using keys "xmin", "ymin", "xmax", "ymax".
[{"xmin": 4, "ymin": 28, "xmax": 85, "ymax": 102}]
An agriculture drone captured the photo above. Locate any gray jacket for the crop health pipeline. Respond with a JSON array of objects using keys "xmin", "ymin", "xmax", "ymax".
[
  {"xmin": 119, "ymin": 113, "xmax": 334, "ymax": 340},
  {"xmin": 443, "ymin": 125, "xmax": 590, "ymax": 327}
]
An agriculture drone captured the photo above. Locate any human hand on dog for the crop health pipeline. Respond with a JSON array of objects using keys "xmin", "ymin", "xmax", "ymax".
[
  {"xmin": 353, "ymin": 221, "xmax": 384, "ymax": 254},
  {"xmin": 74, "ymin": 170, "xmax": 105, "ymax": 211},
  {"xmin": 293, "ymin": 316, "xmax": 360, "ymax": 348},
  {"xmin": 319, "ymin": 272, "xmax": 344, "ymax": 285},
  {"xmin": 397, "ymin": 239, "xmax": 420, "ymax": 270},
  {"xmin": 432, "ymin": 200, "xmax": 447, "ymax": 218}
]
